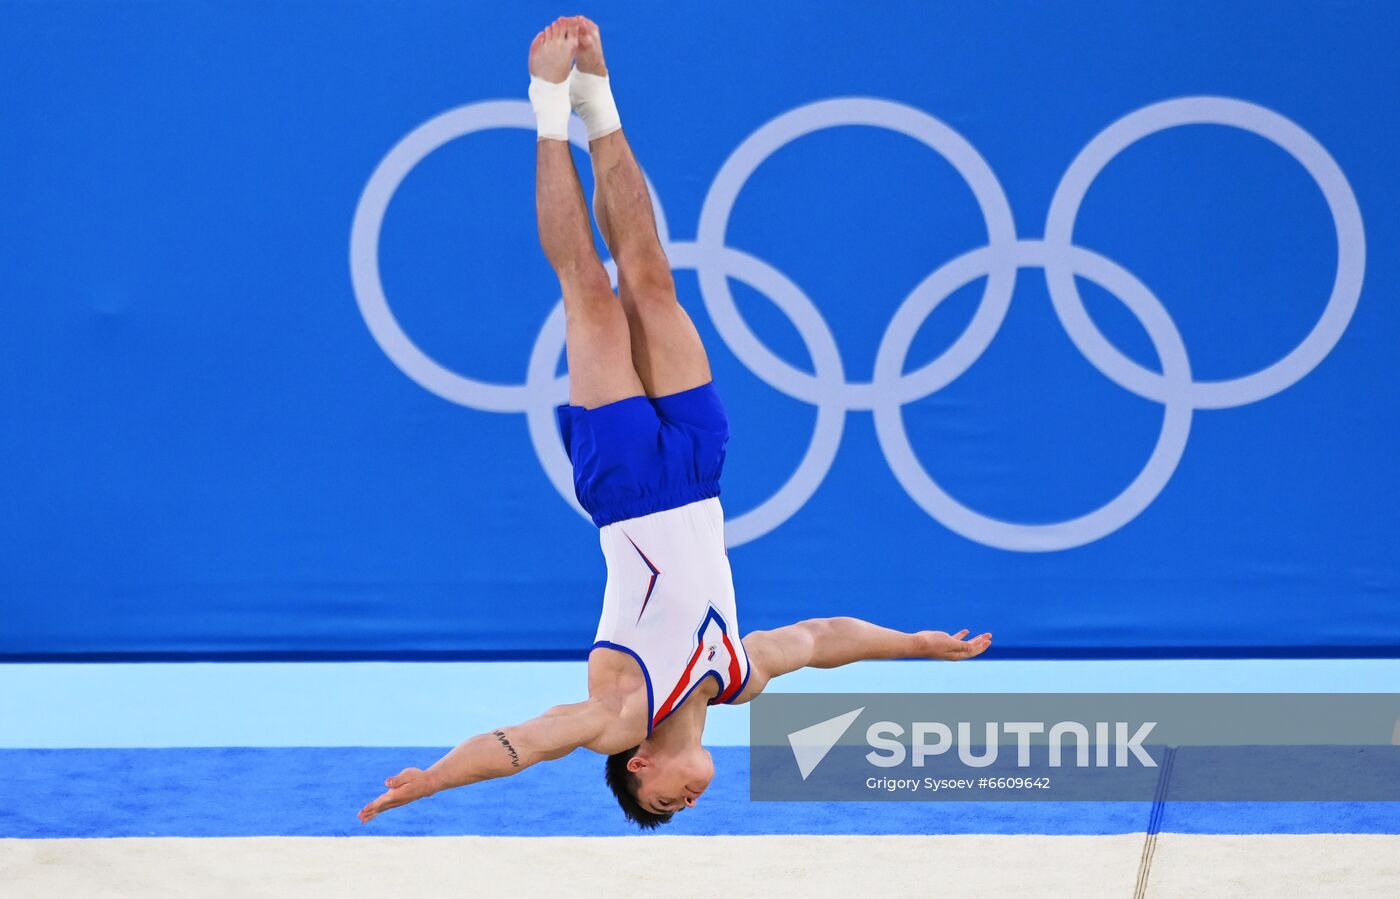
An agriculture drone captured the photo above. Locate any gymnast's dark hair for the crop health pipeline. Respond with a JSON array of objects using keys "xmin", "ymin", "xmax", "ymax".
[{"xmin": 605, "ymin": 746, "xmax": 674, "ymax": 831}]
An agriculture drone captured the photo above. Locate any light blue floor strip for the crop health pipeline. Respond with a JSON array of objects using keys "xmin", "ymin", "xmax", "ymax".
[{"xmin": 2, "ymin": 659, "xmax": 1397, "ymax": 748}]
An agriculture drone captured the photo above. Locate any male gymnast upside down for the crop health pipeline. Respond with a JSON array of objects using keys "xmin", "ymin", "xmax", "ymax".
[{"xmin": 359, "ymin": 16, "xmax": 992, "ymax": 830}]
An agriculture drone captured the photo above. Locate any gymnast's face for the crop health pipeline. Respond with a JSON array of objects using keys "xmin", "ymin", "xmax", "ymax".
[{"xmin": 629, "ymin": 743, "xmax": 714, "ymax": 814}]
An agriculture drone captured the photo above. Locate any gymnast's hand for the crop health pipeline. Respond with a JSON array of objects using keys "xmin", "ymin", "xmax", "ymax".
[
  {"xmin": 357, "ymin": 703, "xmax": 630, "ymax": 823},
  {"xmin": 914, "ymin": 629, "xmax": 993, "ymax": 660},
  {"xmin": 358, "ymin": 767, "xmax": 437, "ymax": 824}
]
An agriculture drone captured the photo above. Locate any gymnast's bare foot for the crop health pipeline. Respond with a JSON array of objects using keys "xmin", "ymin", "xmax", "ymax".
[
  {"xmin": 528, "ymin": 18, "xmax": 577, "ymax": 83},
  {"xmin": 570, "ymin": 16, "xmax": 607, "ymax": 77}
]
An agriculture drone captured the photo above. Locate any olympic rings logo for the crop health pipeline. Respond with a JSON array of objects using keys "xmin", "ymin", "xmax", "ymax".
[{"xmin": 350, "ymin": 96, "xmax": 1365, "ymax": 552}]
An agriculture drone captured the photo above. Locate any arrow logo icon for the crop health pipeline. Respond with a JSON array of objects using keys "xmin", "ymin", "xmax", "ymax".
[{"xmin": 786, "ymin": 707, "xmax": 864, "ymax": 780}]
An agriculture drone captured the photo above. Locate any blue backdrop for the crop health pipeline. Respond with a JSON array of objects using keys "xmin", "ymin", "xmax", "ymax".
[{"xmin": 2, "ymin": 1, "xmax": 1397, "ymax": 659}]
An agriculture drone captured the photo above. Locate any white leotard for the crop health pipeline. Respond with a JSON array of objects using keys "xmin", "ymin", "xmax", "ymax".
[{"xmin": 592, "ymin": 497, "xmax": 750, "ymax": 733}]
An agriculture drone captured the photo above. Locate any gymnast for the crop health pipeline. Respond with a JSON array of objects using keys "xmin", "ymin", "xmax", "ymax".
[{"xmin": 359, "ymin": 16, "xmax": 991, "ymax": 830}]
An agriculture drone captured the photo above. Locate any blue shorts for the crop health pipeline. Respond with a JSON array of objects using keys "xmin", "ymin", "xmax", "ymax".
[{"xmin": 556, "ymin": 382, "xmax": 729, "ymax": 528}]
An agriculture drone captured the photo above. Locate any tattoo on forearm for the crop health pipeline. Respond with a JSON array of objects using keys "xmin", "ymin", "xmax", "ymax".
[{"xmin": 492, "ymin": 729, "xmax": 521, "ymax": 767}]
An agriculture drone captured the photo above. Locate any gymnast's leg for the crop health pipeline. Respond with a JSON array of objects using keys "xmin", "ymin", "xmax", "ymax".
[
  {"xmin": 569, "ymin": 16, "xmax": 712, "ymax": 398},
  {"xmin": 529, "ymin": 20, "xmax": 644, "ymax": 409}
]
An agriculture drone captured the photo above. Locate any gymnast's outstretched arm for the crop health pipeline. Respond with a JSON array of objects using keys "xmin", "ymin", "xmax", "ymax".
[
  {"xmin": 357, "ymin": 699, "xmax": 637, "ymax": 823},
  {"xmin": 732, "ymin": 618, "xmax": 992, "ymax": 704}
]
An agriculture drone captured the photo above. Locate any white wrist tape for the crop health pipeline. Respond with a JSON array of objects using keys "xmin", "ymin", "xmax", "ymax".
[
  {"xmin": 528, "ymin": 74, "xmax": 572, "ymax": 142},
  {"xmin": 569, "ymin": 70, "xmax": 622, "ymax": 140}
]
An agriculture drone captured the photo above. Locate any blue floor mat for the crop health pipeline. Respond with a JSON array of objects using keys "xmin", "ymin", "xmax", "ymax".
[{"xmin": 2, "ymin": 748, "xmax": 1394, "ymax": 838}]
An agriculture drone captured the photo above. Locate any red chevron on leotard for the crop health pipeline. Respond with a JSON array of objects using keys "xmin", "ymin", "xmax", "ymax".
[
  {"xmin": 715, "ymin": 631, "xmax": 745, "ymax": 703},
  {"xmin": 652, "ymin": 640, "xmax": 706, "ymax": 725}
]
